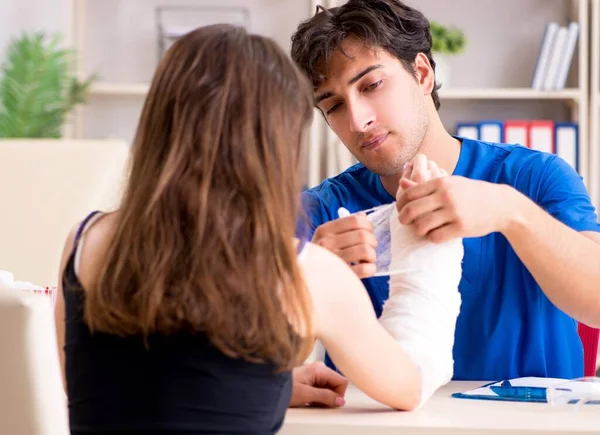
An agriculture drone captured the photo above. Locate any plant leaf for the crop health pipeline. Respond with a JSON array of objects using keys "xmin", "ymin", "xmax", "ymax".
[{"xmin": 0, "ymin": 32, "xmax": 96, "ymax": 138}]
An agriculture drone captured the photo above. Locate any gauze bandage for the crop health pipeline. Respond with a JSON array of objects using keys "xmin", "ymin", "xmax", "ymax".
[
  {"xmin": 376, "ymin": 206, "xmax": 463, "ymax": 407},
  {"xmin": 338, "ymin": 204, "xmax": 402, "ymax": 276}
]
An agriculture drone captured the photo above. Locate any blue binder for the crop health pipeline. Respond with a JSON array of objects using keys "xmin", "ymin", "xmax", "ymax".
[
  {"xmin": 455, "ymin": 122, "xmax": 479, "ymax": 140},
  {"xmin": 554, "ymin": 122, "xmax": 579, "ymax": 173}
]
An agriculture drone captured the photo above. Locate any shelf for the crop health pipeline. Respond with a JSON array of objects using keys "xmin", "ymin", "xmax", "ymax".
[
  {"xmin": 90, "ymin": 82, "xmax": 150, "ymax": 96},
  {"xmin": 89, "ymin": 84, "xmax": 584, "ymax": 101},
  {"xmin": 439, "ymin": 88, "xmax": 582, "ymax": 101}
]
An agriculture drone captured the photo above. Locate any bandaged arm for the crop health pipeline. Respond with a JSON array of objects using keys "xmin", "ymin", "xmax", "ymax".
[{"xmin": 378, "ymin": 207, "xmax": 464, "ymax": 407}]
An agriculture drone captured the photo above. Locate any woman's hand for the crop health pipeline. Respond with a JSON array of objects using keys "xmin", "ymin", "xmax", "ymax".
[{"xmin": 290, "ymin": 362, "xmax": 348, "ymax": 408}]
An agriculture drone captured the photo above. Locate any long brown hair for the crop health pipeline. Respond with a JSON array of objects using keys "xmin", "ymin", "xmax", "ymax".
[{"xmin": 84, "ymin": 24, "xmax": 315, "ymax": 370}]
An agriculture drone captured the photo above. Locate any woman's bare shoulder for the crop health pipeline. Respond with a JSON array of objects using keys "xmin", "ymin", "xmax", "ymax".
[
  {"xmin": 75, "ymin": 212, "xmax": 119, "ymax": 289},
  {"xmin": 301, "ymin": 242, "xmax": 352, "ymax": 274}
]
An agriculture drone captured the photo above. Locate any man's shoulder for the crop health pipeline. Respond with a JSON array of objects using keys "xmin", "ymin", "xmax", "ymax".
[
  {"xmin": 487, "ymin": 141, "xmax": 569, "ymax": 187},
  {"xmin": 466, "ymin": 138, "xmax": 551, "ymax": 163},
  {"xmin": 461, "ymin": 138, "xmax": 559, "ymax": 181}
]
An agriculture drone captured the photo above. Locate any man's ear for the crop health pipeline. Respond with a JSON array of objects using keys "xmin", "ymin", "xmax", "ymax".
[{"xmin": 414, "ymin": 53, "xmax": 435, "ymax": 96}]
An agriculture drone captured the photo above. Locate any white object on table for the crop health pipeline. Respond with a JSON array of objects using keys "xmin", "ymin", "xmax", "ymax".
[{"xmin": 0, "ymin": 292, "xmax": 69, "ymax": 435}]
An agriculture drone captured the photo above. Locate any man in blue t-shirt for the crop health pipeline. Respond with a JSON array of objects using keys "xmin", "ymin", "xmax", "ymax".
[{"xmin": 290, "ymin": 0, "xmax": 600, "ymax": 381}]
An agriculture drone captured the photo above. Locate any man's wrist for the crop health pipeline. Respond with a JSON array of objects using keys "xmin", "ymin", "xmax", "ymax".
[{"xmin": 496, "ymin": 184, "xmax": 531, "ymax": 236}]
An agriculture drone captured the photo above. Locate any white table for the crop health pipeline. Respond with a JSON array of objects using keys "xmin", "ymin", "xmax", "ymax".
[{"xmin": 281, "ymin": 381, "xmax": 600, "ymax": 435}]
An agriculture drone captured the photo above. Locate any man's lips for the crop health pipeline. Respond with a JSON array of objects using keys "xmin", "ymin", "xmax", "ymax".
[{"xmin": 361, "ymin": 133, "xmax": 389, "ymax": 150}]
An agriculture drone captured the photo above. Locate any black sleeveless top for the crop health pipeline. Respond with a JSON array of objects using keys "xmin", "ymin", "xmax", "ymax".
[{"xmin": 64, "ymin": 212, "xmax": 306, "ymax": 434}]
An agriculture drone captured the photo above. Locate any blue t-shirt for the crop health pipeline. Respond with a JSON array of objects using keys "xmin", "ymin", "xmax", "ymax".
[{"xmin": 300, "ymin": 138, "xmax": 600, "ymax": 380}]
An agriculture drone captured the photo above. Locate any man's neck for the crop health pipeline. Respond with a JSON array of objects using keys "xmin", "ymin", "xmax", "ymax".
[{"xmin": 379, "ymin": 120, "xmax": 461, "ymax": 197}]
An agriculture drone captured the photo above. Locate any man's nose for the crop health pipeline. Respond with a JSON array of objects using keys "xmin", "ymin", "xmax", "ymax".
[{"xmin": 347, "ymin": 101, "xmax": 376, "ymax": 133}]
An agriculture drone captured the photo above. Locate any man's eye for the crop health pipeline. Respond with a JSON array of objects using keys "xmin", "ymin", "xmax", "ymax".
[
  {"xmin": 327, "ymin": 103, "xmax": 342, "ymax": 115},
  {"xmin": 366, "ymin": 80, "xmax": 382, "ymax": 91}
]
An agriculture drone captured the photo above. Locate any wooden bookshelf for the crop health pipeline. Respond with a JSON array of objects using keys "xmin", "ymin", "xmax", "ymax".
[
  {"xmin": 90, "ymin": 82, "xmax": 150, "ymax": 96},
  {"xmin": 87, "ymin": 86, "xmax": 585, "ymax": 102},
  {"xmin": 439, "ymin": 88, "xmax": 582, "ymax": 100}
]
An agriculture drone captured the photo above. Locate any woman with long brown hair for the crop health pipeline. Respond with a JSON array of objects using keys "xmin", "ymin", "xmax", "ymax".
[{"xmin": 54, "ymin": 23, "xmax": 458, "ymax": 435}]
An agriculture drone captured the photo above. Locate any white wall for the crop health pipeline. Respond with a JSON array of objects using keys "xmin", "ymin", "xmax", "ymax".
[
  {"xmin": 80, "ymin": 0, "xmax": 313, "ymax": 142},
  {"xmin": 0, "ymin": 0, "xmax": 69, "ymax": 61}
]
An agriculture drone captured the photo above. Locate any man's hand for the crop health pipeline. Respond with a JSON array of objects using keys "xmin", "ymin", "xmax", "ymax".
[
  {"xmin": 290, "ymin": 361, "xmax": 348, "ymax": 408},
  {"xmin": 312, "ymin": 213, "xmax": 377, "ymax": 278},
  {"xmin": 396, "ymin": 154, "xmax": 510, "ymax": 243}
]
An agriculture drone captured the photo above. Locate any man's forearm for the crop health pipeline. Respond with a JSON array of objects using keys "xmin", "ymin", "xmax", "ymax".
[{"xmin": 500, "ymin": 185, "xmax": 600, "ymax": 327}]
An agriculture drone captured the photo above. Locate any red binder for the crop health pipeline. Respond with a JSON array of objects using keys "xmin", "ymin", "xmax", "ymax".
[{"xmin": 503, "ymin": 120, "xmax": 530, "ymax": 148}]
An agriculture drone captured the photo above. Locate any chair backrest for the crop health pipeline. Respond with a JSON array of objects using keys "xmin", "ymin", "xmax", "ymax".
[
  {"xmin": 578, "ymin": 323, "xmax": 599, "ymax": 377},
  {"xmin": 0, "ymin": 293, "xmax": 69, "ymax": 435},
  {"xmin": 0, "ymin": 139, "xmax": 129, "ymax": 285}
]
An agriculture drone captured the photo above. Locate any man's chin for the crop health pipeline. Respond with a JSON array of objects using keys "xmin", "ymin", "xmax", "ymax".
[
  {"xmin": 357, "ymin": 147, "xmax": 405, "ymax": 176},
  {"xmin": 362, "ymin": 161, "xmax": 404, "ymax": 177}
]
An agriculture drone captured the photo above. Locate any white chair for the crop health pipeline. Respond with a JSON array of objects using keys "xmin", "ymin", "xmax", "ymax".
[
  {"xmin": 0, "ymin": 139, "xmax": 130, "ymax": 286},
  {"xmin": 0, "ymin": 292, "xmax": 69, "ymax": 435}
]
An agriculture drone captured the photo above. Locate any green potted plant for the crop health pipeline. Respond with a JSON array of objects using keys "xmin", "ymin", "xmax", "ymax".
[
  {"xmin": 0, "ymin": 32, "xmax": 96, "ymax": 138},
  {"xmin": 430, "ymin": 21, "xmax": 466, "ymax": 88}
]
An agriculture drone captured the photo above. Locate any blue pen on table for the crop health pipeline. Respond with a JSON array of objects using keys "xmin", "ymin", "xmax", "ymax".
[
  {"xmin": 490, "ymin": 385, "xmax": 549, "ymax": 401},
  {"xmin": 490, "ymin": 380, "xmax": 572, "ymax": 402}
]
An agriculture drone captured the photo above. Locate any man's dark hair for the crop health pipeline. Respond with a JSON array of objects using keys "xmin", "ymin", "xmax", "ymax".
[{"xmin": 291, "ymin": 0, "xmax": 441, "ymax": 110}]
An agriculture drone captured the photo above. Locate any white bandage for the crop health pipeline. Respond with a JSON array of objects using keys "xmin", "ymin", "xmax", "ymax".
[{"xmin": 378, "ymin": 207, "xmax": 463, "ymax": 407}]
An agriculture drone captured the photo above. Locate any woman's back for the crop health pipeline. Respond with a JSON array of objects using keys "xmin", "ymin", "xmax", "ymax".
[{"xmin": 63, "ymin": 212, "xmax": 293, "ymax": 434}]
